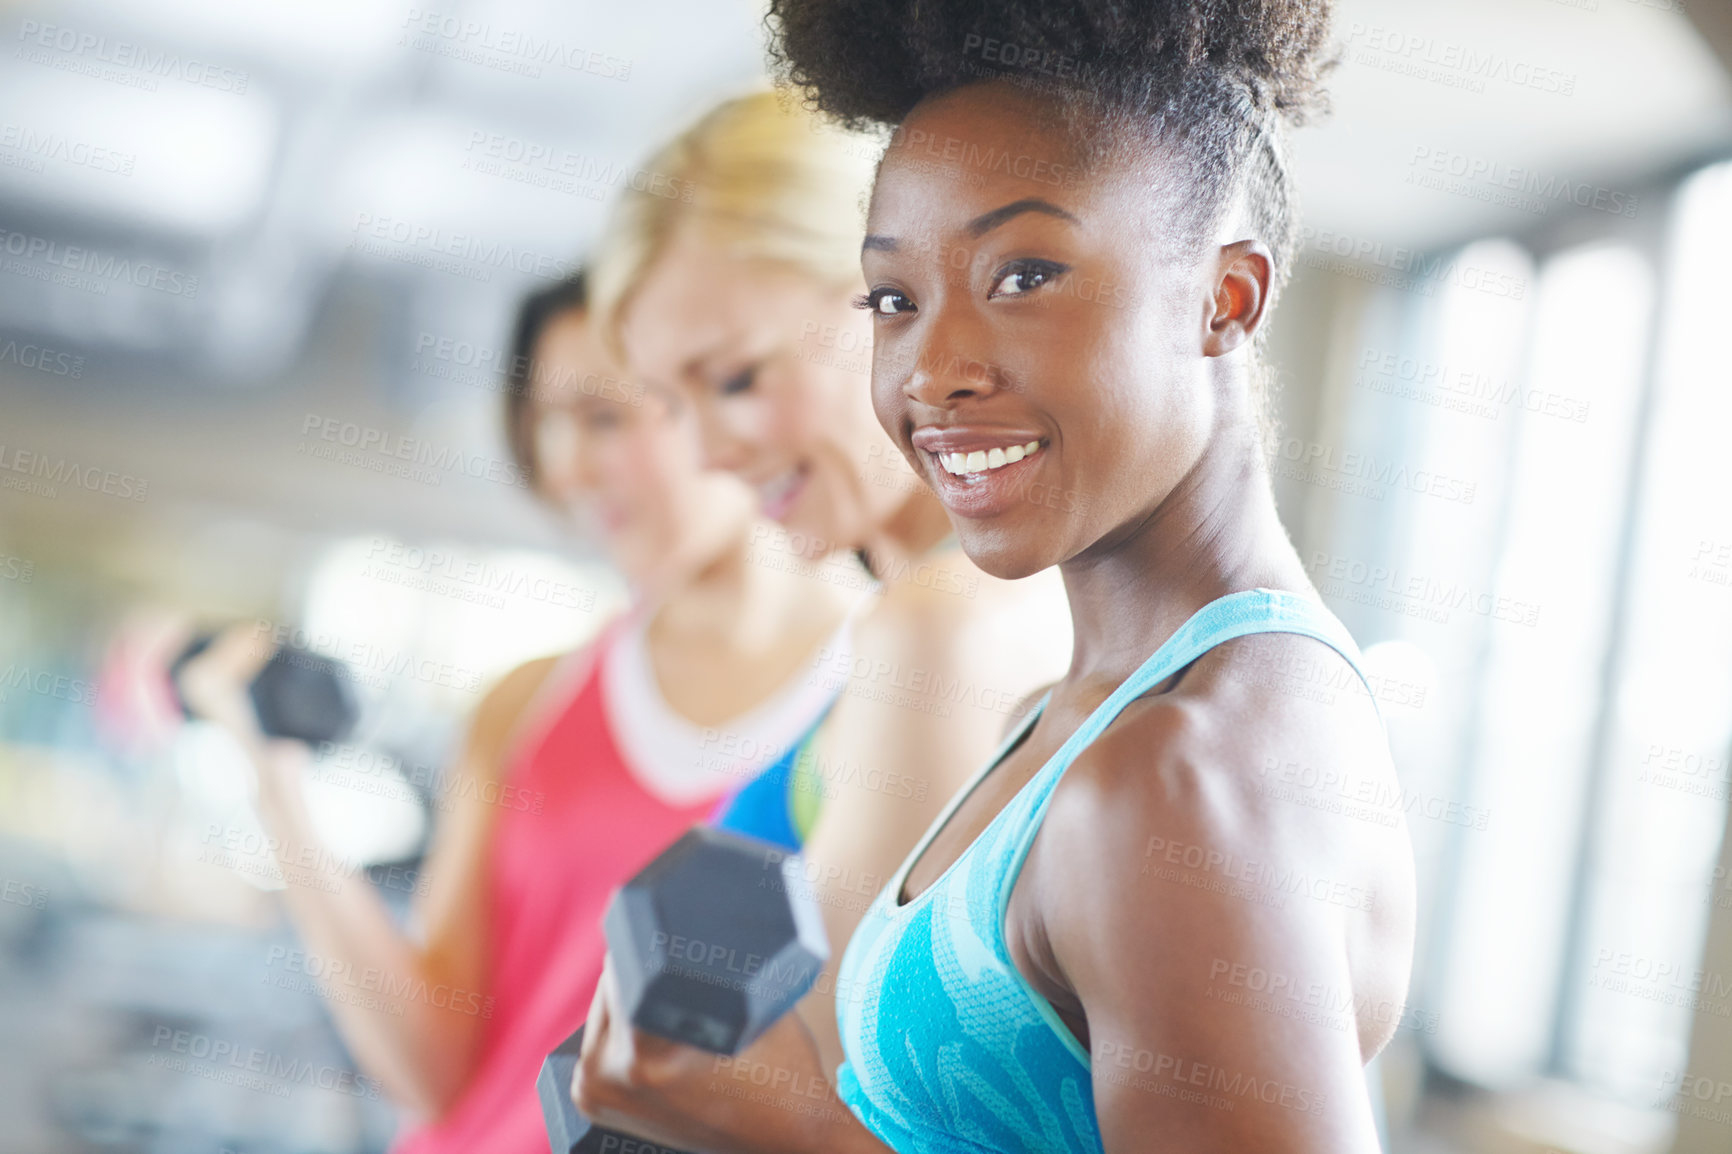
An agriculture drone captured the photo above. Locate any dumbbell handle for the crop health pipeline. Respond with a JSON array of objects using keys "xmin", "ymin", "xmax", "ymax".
[{"xmin": 538, "ymin": 1026, "xmax": 690, "ymax": 1154}]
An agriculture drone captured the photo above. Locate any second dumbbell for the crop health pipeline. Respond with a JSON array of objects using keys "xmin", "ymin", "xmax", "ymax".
[{"xmin": 539, "ymin": 826, "xmax": 829, "ymax": 1154}]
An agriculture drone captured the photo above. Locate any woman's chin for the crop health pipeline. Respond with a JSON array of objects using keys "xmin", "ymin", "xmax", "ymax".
[
  {"xmin": 956, "ymin": 528, "xmax": 1060, "ymax": 582},
  {"xmin": 772, "ymin": 486, "xmax": 852, "ymax": 555}
]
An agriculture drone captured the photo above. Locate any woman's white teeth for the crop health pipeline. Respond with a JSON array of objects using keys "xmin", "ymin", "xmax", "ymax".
[{"xmin": 939, "ymin": 441, "xmax": 1041, "ymax": 476}]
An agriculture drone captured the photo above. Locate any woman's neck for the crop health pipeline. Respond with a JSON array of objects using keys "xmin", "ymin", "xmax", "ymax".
[
  {"xmin": 644, "ymin": 526, "xmax": 769, "ymax": 651},
  {"xmin": 1059, "ymin": 418, "xmax": 1308, "ymax": 680}
]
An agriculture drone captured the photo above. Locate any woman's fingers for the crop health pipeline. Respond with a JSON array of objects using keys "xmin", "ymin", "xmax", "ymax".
[
  {"xmin": 177, "ymin": 623, "xmax": 271, "ymax": 739},
  {"xmin": 572, "ymin": 959, "xmax": 612, "ymax": 1112}
]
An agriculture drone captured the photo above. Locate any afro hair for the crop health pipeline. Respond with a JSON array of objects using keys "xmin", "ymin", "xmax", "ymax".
[{"xmin": 766, "ymin": 0, "xmax": 1336, "ymax": 289}]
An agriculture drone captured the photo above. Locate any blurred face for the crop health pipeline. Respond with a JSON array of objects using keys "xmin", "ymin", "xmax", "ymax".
[
  {"xmin": 528, "ymin": 308, "xmax": 755, "ymax": 583},
  {"xmin": 862, "ymin": 82, "xmax": 1261, "ymax": 579},
  {"xmin": 620, "ymin": 225, "xmax": 905, "ymax": 554}
]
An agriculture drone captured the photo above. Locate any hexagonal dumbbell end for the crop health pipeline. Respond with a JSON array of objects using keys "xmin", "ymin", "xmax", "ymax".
[
  {"xmin": 535, "ymin": 1026, "xmax": 691, "ymax": 1154},
  {"xmin": 248, "ymin": 647, "xmax": 357, "ymax": 745},
  {"xmin": 603, "ymin": 827, "xmax": 829, "ymax": 1054},
  {"xmin": 169, "ymin": 631, "xmax": 358, "ymax": 745}
]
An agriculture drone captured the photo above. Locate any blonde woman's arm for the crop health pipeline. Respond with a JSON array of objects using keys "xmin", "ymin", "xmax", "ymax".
[{"xmin": 793, "ymin": 561, "xmax": 1070, "ymax": 1071}]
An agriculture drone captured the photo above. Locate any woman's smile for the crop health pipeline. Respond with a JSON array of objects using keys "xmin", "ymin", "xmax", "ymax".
[
  {"xmin": 911, "ymin": 424, "xmax": 1051, "ymax": 519},
  {"xmin": 754, "ymin": 462, "xmax": 812, "ymax": 522}
]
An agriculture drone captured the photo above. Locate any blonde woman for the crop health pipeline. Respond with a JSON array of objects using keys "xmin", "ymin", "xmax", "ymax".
[{"xmin": 567, "ymin": 89, "xmax": 1073, "ymax": 1129}]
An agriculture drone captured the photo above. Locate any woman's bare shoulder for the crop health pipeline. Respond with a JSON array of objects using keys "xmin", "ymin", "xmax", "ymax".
[
  {"xmin": 460, "ymin": 651, "xmax": 578, "ymax": 781},
  {"xmin": 1043, "ymin": 630, "xmax": 1411, "ymax": 968}
]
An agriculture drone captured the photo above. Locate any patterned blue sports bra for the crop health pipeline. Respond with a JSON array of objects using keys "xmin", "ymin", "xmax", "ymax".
[{"xmin": 833, "ymin": 589, "xmax": 1377, "ymax": 1154}]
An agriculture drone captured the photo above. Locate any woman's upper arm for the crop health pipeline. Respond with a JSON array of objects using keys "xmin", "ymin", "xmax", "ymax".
[
  {"xmin": 795, "ymin": 577, "xmax": 1068, "ymax": 1067},
  {"xmin": 805, "ymin": 579, "xmax": 1066, "ymax": 904},
  {"xmin": 413, "ymin": 655, "xmax": 563, "ymax": 980},
  {"xmin": 1043, "ymin": 713, "xmax": 1382, "ymax": 1154}
]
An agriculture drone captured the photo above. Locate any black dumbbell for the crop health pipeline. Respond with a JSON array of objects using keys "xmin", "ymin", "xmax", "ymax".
[
  {"xmin": 539, "ymin": 826, "xmax": 829, "ymax": 1154},
  {"xmin": 170, "ymin": 631, "xmax": 358, "ymax": 745}
]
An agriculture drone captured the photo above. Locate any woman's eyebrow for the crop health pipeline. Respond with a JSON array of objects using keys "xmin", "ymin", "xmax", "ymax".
[
  {"xmin": 682, "ymin": 337, "xmax": 734, "ymax": 381},
  {"xmin": 863, "ymin": 197, "xmax": 1081, "ymax": 253},
  {"xmin": 965, "ymin": 198, "xmax": 1079, "ymax": 237}
]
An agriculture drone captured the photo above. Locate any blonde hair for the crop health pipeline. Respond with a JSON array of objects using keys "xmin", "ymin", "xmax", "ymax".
[{"xmin": 589, "ymin": 88, "xmax": 880, "ymax": 350}]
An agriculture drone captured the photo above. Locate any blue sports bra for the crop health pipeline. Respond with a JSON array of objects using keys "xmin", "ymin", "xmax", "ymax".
[{"xmin": 834, "ymin": 589, "xmax": 1376, "ymax": 1154}]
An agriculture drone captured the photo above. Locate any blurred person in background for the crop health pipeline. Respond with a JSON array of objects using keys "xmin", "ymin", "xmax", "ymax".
[
  {"xmin": 175, "ymin": 270, "xmax": 858, "ymax": 1153},
  {"xmin": 579, "ymin": 88, "xmax": 1073, "ymax": 1082}
]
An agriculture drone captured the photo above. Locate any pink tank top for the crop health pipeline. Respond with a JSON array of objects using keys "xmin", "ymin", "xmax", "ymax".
[{"xmin": 389, "ymin": 625, "xmax": 737, "ymax": 1154}]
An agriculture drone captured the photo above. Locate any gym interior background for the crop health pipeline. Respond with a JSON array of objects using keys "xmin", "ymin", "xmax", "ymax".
[{"xmin": 1, "ymin": 1, "xmax": 1730, "ymax": 1151}]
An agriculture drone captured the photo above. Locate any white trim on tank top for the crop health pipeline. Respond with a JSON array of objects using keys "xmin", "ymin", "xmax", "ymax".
[{"xmin": 600, "ymin": 597, "xmax": 867, "ymax": 806}]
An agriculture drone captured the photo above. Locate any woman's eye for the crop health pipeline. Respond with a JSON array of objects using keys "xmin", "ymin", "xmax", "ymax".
[
  {"xmin": 719, "ymin": 365, "xmax": 758, "ymax": 395},
  {"xmin": 855, "ymin": 288, "xmax": 914, "ymax": 317},
  {"xmin": 988, "ymin": 260, "xmax": 1068, "ymax": 299},
  {"xmin": 583, "ymin": 407, "xmax": 623, "ymax": 432}
]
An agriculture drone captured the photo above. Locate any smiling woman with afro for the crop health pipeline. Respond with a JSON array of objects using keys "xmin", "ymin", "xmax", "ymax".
[{"xmin": 566, "ymin": 4, "xmax": 1415, "ymax": 1153}]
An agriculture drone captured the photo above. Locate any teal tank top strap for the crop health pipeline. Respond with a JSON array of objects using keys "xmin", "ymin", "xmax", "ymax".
[{"xmin": 1010, "ymin": 587, "xmax": 1375, "ymax": 828}]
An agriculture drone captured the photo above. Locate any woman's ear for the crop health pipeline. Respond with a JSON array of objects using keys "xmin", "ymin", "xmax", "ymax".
[{"xmin": 1201, "ymin": 240, "xmax": 1273, "ymax": 358}]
